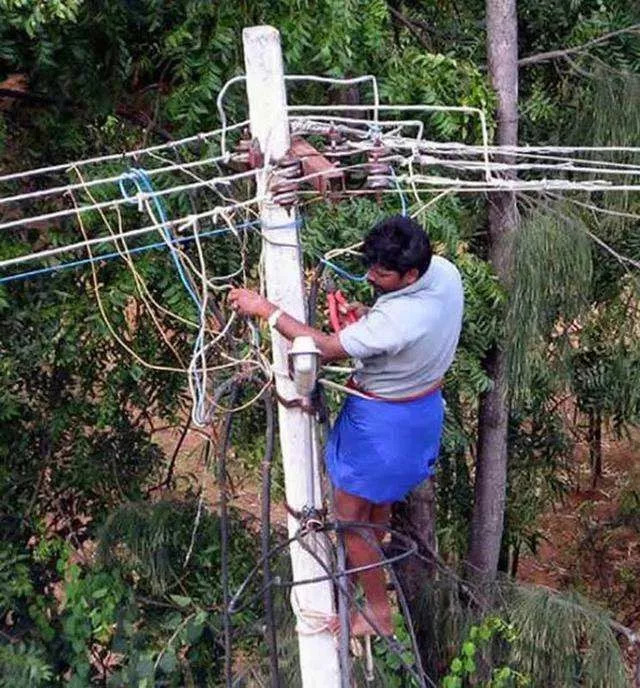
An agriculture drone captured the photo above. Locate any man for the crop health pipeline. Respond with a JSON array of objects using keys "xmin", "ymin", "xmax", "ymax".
[{"xmin": 229, "ymin": 214, "xmax": 464, "ymax": 637}]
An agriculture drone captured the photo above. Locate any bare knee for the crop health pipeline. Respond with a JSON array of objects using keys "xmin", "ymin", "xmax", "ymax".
[
  {"xmin": 334, "ymin": 488, "xmax": 372, "ymax": 523},
  {"xmin": 370, "ymin": 502, "xmax": 391, "ymax": 544}
]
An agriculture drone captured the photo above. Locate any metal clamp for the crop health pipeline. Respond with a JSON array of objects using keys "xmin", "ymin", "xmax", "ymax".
[{"xmin": 286, "ymin": 503, "xmax": 328, "ymax": 533}]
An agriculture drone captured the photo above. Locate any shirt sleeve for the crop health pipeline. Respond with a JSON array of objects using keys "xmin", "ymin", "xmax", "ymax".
[{"xmin": 338, "ymin": 304, "xmax": 410, "ymax": 359}]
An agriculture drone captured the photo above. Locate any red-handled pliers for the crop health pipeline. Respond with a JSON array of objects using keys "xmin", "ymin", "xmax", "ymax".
[{"xmin": 325, "ymin": 276, "xmax": 359, "ymax": 332}]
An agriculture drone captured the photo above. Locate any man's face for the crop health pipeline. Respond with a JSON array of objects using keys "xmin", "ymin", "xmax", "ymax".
[{"xmin": 366, "ymin": 264, "xmax": 418, "ymax": 294}]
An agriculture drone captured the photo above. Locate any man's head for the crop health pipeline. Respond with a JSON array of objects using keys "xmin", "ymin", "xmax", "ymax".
[{"xmin": 362, "ymin": 215, "xmax": 432, "ymax": 294}]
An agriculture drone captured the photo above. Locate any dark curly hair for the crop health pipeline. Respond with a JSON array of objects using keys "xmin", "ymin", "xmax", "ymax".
[{"xmin": 362, "ymin": 215, "xmax": 432, "ymax": 277}]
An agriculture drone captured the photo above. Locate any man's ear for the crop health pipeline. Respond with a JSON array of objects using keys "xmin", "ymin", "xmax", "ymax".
[{"xmin": 403, "ymin": 268, "xmax": 419, "ymax": 285}]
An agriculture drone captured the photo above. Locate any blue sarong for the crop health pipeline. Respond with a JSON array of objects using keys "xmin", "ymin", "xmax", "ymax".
[{"xmin": 325, "ymin": 388, "xmax": 444, "ymax": 504}]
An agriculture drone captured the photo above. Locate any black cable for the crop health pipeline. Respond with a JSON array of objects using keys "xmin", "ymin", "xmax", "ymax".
[
  {"xmin": 295, "ymin": 529, "xmax": 436, "ymax": 688},
  {"xmin": 218, "ymin": 382, "xmax": 241, "ymax": 688},
  {"xmin": 226, "ymin": 517, "xmax": 438, "ymax": 685},
  {"xmin": 227, "ymin": 521, "xmax": 417, "ymax": 614},
  {"xmin": 331, "ymin": 488, "xmax": 352, "ymax": 688},
  {"xmin": 260, "ymin": 391, "xmax": 281, "ymax": 688},
  {"xmin": 360, "ymin": 527, "xmax": 430, "ymax": 688}
]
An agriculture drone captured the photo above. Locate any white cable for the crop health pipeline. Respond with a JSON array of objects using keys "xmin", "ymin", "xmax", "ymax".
[
  {"xmin": 414, "ymin": 154, "xmax": 640, "ymax": 177},
  {"xmin": 0, "ymin": 167, "xmax": 260, "ymax": 232},
  {"xmin": 0, "ymin": 120, "xmax": 249, "ymax": 184},
  {"xmin": 216, "ymin": 73, "xmax": 381, "ymax": 156},
  {"xmin": 403, "ymin": 172, "xmax": 640, "ymax": 192},
  {"xmin": 286, "ymin": 103, "xmax": 492, "ymax": 181},
  {"xmin": 290, "ymin": 115, "xmax": 424, "ymax": 142},
  {"xmin": 285, "ymin": 74, "xmax": 380, "ymax": 124},
  {"xmin": 0, "ymin": 152, "xmax": 230, "ymax": 206},
  {"xmin": 0, "ymin": 195, "xmax": 265, "ymax": 270},
  {"xmin": 216, "ymin": 75, "xmax": 248, "ymax": 157}
]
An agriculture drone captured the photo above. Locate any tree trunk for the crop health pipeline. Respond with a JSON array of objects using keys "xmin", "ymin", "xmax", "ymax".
[
  {"xmin": 468, "ymin": 0, "xmax": 518, "ymax": 582},
  {"xmin": 391, "ymin": 479, "xmax": 437, "ymax": 676},
  {"xmin": 392, "ymin": 480, "xmax": 437, "ymax": 599}
]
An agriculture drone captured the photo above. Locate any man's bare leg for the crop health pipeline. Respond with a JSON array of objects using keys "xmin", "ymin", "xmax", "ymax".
[
  {"xmin": 334, "ymin": 488, "xmax": 393, "ymax": 636},
  {"xmin": 370, "ymin": 502, "xmax": 391, "ymax": 545}
]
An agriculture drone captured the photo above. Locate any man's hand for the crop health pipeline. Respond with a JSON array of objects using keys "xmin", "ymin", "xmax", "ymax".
[
  {"xmin": 228, "ymin": 288, "xmax": 275, "ymax": 319},
  {"xmin": 339, "ymin": 301, "xmax": 369, "ymax": 321},
  {"xmin": 229, "ymin": 287, "xmax": 348, "ymax": 361}
]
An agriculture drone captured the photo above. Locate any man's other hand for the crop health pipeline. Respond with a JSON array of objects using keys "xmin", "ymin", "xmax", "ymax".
[{"xmin": 228, "ymin": 288, "xmax": 274, "ymax": 319}]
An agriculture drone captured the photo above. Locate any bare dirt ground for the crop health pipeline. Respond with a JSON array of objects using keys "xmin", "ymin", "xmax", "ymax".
[
  {"xmin": 152, "ymin": 422, "xmax": 289, "ymax": 529},
  {"xmin": 518, "ymin": 431, "xmax": 640, "ymax": 628},
  {"xmin": 517, "ymin": 429, "xmax": 640, "ymax": 681}
]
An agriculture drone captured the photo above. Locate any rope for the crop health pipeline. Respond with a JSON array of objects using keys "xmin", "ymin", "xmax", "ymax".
[{"xmin": 291, "ymin": 588, "xmax": 336, "ymax": 636}]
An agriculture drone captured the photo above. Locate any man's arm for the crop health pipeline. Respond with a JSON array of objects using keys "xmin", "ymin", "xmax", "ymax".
[{"xmin": 228, "ymin": 288, "xmax": 348, "ymax": 361}]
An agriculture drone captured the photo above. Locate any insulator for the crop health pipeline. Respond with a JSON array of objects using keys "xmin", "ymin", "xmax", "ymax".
[
  {"xmin": 230, "ymin": 152, "xmax": 250, "ymax": 168},
  {"xmin": 364, "ymin": 138, "xmax": 393, "ymax": 190},
  {"xmin": 366, "ymin": 175, "xmax": 393, "ymax": 190},
  {"xmin": 271, "ymin": 178, "xmax": 299, "ymax": 195},
  {"xmin": 324, "ymin": 143, "xmax": 352, "ymax": 158},
  {"xmin": 367, "ymin": 145, "xmax": 390, "ymax": 163},
  {"xmin": 272, "ymin": 191, "xmax": 299, "ymax": 207},
  {"xmin": 248, "ymin": 139, "xmax": 264, "ymax": 169},
  {"xmin": 271, "ymin": 176, "xmax": 299, "ymax": 207},
  {"xmin": 324, "ymin": 125, "xmax": 352, "ymax": 157},
  {"xmin": 367, "ymin": 162, "xmax": 391, "ymax": 176},
  {"xmin": 276, "ymin": 153, "xmax": 303, "ymax": 179},
  {"xmin": 230, "ymin": 130, "xmax": 256, "ymax": 170},
  {"xmin": 235, "ymin": 139, "xmax": 251, "ymax": 153},
  {"xmin": 328, "ymin": 124, "xmax": 342, "ymax": 144}
]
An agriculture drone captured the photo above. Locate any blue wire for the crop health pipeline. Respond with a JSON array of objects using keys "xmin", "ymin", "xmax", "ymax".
[
  {"xmin": 119, "ymin": 168, "xmax": 201, "ymax": 307},
  {"xmin": 319, "ymin": 257, "xmax": 367, "ymax": 283},
  {"xmin": 0, "ymin": 221, "xmax": 261, "ymax": 285},
  {"xmin": 119, "ymin": 167, "xmax": 212, "ymax": 420},
  {"xmin": 0, "ymin": 216, "xmax": 305, "ymax": 286},
  {"xmin": 390, "ymin": 167, "xmax": 408, "ymax": 217}
]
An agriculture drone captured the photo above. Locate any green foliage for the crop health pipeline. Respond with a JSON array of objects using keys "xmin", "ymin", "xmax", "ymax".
[
  {"xmin": 408, "ymin": 575, "xmax": 629, "ymax": 688},
  {"xmin": 0, "ymin": 269, "xmax": 175, "ymax": 522},
  {"xmin": 99, "ymin": 501, "xmax": 276, "ymax": 687},
  {"xmin": 508, "ymin": 203, "xmax": 593, "ymax": 392},
  {"xmin": 0, "ymin": 642, "xmax": 53, "ymax": 686},
  {"xmin": 442, "ymin": 616, "xmax": 529, "ymax": 688},
  {"xmin": 368, "ymin": 612, "xmax": 420, "ymax": 687},
  {"xmin": 382, "ymin": 48, "xmax": 495, "ymax": 143},
  {"xmin": 0, "ymin": 505, "xmax": 276, "ymax": 686},
  {"xmin": 503, "ymin": 375, "xmax": 572, "ymax": 568},
  {"xmin": 0, "ymin": 0, "xmax": 82, "ymax": 37},
  {"xmin": 438, "ymin": 247, "xmax": 506, "ymax": 554},
  {"xmin": 62, "ymin": 565, "xmax": 129, "ymax": 686},
  {"xmin": 509, "ymin": 586, "xmax": 628, "ymax": 688},
  {"xmin": 2, "ymin": 0, "xmax": 640, "ymax": 684}
]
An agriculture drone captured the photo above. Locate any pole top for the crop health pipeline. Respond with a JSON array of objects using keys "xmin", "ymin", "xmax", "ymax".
[{"xmin": 242, "ymin": 25, "xmax": 280, "ymax": 41}]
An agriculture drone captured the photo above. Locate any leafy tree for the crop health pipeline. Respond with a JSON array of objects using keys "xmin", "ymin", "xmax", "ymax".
[{"xmin": 2, "ymin": 0, "xmax": 640, "ymax": 684}]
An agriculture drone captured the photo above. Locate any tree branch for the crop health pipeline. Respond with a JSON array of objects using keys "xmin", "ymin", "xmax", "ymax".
[
  {"xmin": 387, "ymin": 6, "xmax": 432, "ymax": 51},
  {"xmin": 519, "ymin": 23, "xmax": 640, "ymax": 67},
  {"xmin": 147, "ymin": 414, "xmax": 192, "ymax": 494}
]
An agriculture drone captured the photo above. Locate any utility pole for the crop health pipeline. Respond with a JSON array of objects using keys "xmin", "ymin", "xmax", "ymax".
[{"xmin": 243, "ymin": 25, "xmax": 342, "ymax": 687}]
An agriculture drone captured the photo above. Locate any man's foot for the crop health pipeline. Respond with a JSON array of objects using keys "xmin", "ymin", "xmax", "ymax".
[
  {"xmin": 327, "ymin": 606, "xmax": 394, "ymax": 637},
  {"xmin": 351, "ymin": 605, "xmax": 393, "ymax": 637}
]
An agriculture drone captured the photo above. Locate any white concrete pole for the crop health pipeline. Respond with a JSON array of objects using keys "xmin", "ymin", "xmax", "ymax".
[{"xmin": 242, "ymin": 25, "xmax": 342, "ymax": 688}]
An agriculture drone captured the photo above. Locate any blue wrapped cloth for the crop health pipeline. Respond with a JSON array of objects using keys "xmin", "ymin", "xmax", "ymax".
[{"xmin": 325, "ymin": 388, "xmax": 444, "ymax": 504}]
